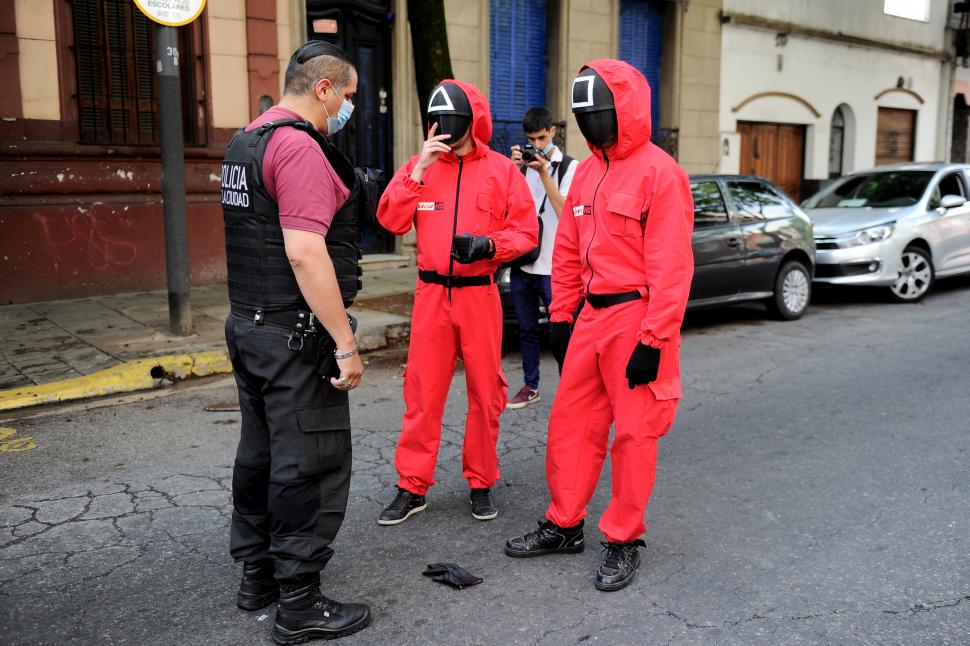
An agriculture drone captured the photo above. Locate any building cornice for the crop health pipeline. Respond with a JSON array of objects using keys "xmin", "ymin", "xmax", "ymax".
[{"xmin": 721, "ymin": 11, "xmax": 949, "ymax": 61}]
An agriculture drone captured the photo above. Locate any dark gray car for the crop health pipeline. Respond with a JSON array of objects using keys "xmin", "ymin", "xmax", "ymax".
[{"xmin": 498, "ymin": 174, "xmax": 815, "ymax": 326}]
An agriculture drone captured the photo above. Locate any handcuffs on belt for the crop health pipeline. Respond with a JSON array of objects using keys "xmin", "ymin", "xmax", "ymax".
[{"xmin": 287, "ymin": 311, "xmax": 357, "ymax": 382}]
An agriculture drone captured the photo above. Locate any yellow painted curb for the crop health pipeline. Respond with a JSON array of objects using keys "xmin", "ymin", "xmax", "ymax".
[{"xmin": 0, "ymin": 350, "xmax": 232, "ymax": 412}]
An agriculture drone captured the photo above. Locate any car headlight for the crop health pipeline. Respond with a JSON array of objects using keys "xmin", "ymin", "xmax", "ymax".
[{"xmin": 832, "ymin": 222, "xmax": 895, "ymax": 248}]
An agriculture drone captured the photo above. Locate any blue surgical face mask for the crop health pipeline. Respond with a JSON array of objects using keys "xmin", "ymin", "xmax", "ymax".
[
  {"xmin": 323, "ymin": 85, "xmax": 354, "ymax": 135},
  {"xmin": 542, "ymin": 142, "xmax": 555, "ymax": 157}
]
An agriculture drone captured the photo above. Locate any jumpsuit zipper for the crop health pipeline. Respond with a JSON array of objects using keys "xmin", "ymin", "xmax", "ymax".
[
  {"xmin": 585, "ymin": 148, "xmax": 610, "ymax": 295},
  {"xmin": 447, "ymin": 156, "xmax": 464, "ymax": 303}
]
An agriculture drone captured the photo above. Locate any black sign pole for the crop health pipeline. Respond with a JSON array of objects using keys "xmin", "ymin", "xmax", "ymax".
[{"xmin": 156, "ymin": 24, "xmax": 192, "ymax": 336}]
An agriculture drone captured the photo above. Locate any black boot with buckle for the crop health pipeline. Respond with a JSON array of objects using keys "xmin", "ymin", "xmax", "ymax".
[
  {"xmin": 271, "ymin": 574, "xmax": 371, "ymax": 644},
  {"xmin": 594, "ymin": 539, "xmax": 646, "ymax": 591},
  {"xmin": 237, "ymin": 559, "xmax": 279, "ymax": 611}
]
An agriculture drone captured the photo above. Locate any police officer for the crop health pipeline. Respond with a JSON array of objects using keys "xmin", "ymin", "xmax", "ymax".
[
  {"xmin": 504, "ymin": 60, "xmax": 694, "ymax": 592},
  {"xmin": 222, "ymin": 41, "xmax": 370, "ymax": 643}
]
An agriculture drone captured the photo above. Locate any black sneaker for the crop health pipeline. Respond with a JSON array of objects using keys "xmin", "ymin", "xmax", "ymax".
[
  {"xmin": 378, "ymin": 487, "xmax": 427, "ymax": 526},
  {"xmin": 237, "ymin": 559, "xmax": 279, "ymax": 611},
  {"xmin": 271, "ymin": 576, "xmax": 370, "ymax": 644},
  {"xmin": 470, "ymin": 488, "xmax": 498, "ymax": 521},
  {"xmin": 594, "ymin": 539, "xmax": 645, "ymax": 592},
  {"xmin": 504, "ymin": 519, "xmax": 585, "ymax": 558}
]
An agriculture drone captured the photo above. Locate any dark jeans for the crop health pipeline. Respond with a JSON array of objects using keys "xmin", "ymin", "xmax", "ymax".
[
  {"xmin": 225, "ymin": 313, "xmax": 352, "ymax": 583},
  {"xmin": 510, "ymin": 267, "xmax": 552, "ymax": 390}
]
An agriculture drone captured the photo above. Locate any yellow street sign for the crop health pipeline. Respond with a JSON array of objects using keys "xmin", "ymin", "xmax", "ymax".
[{"xmin": 132, "ymin": 0, "xmax": 206, "ymax": 27}]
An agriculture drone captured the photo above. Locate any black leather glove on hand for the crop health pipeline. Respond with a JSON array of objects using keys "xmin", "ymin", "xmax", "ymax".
[
  {"xmin": 451, "ymin": 234, "xmax": 495, "ymax": 264},
  {"xmin": 550, "ymin": 322, "xmax": 571, "ymax": 370},
  {"xmin": 422, "ymin": 563, "xmax": 483, "ymax": 589},
  {"xmin": 625, "ymin": 343, "xmax": 661, "ymax": 390}
]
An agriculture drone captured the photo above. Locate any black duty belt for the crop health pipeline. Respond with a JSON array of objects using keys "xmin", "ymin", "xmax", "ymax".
[
  {"xmin": 586, "ymin": 291, "xmax": 643, "ymax": 309},
  {"xmin": 418, "ymin": 270, "xmax": 493, "ymax": 288},
  {"xmin": 230, "ymin": 306, "xmax": 309, "ymax": 329}
]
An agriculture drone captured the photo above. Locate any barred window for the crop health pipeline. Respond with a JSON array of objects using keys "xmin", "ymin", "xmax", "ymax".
[{"xmin": 71, "ymin": 0, "xmax": 206, "ymax": 146}]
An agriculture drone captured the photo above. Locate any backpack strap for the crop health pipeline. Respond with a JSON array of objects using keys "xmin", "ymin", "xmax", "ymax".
[{"xmin": 557, "ymin": 154, "xmax": 574, "ymax": 187}]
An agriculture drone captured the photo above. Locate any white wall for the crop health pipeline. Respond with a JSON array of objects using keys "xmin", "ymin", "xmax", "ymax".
[
  {"xmin": 723, "ymin": 0, "xmax": 948, "ymax": 50},
  {"xmin": 719, "ymin": 24, "xmax": 945, "ymax": 177}
]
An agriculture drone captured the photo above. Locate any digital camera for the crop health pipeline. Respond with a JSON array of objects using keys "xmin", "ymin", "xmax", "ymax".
[{"xmin": 520, "ymin": 144, "xmax": 543, "ymax": 163}]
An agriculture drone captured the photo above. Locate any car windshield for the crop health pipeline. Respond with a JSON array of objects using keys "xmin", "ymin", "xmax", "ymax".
[{"xmin": 803, "ymin": 171, "xmax": 934, "ymax": 208}]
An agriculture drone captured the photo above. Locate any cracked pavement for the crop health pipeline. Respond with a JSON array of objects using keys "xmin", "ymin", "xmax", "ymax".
[{"xmin": 1, "ymin": 278, "xmax": 969, "ymax": 645}]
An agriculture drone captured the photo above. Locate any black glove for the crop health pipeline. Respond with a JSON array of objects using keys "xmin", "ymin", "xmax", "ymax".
[
  {"xmin": 451, "ymin": 234, "xmax": 495, "ymax": 264},
  {"xmin": 422, "ymin": 563, "xmax": 483, "ymax": 589},
  {"xmin": 625, "ymin": 343, "xmax": 661, "ymax": 390},
  {"xmin": 550, "ymin": 322, "xmax": 571, "ymax": 371}
]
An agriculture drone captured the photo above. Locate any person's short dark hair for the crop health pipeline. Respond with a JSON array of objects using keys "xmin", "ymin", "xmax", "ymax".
[
  {"xmin": 523, "ymin": 106, "xmax": 555, "ymax": 134},
  {"xmin": 284, "ymin": 40, "xmax": 355, "ymax": 96}
]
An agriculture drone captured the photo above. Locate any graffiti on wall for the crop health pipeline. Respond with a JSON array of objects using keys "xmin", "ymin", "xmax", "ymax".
[{"xmin": 33, "ymin": 210, "xmax": 139, "ymax": 271}]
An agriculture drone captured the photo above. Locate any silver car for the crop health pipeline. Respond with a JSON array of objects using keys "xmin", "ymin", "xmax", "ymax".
[{"xmin": 803, "ymin": 163, "xmax": 970, "ymax": 302}]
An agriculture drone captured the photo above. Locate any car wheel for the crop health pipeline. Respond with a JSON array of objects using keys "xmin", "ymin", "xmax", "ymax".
[
  {"xmin": 888, "ymin": 246, "xmax": 934, "ymax": 303},
  {"xmin": 766, "ymin": 260, "xmax": 811, "ymax": 320}
]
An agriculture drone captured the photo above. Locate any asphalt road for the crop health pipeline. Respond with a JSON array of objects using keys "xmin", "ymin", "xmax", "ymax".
[{"xmin": 2, "ymin": 277, "xmax": 969, "ymax": 645}]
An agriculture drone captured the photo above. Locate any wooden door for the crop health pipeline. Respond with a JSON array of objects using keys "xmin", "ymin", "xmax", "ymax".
[
  {"xmin": 876, "ymin": 107, "xmax": 916, "ymax": 166},
  {"xmin": 738, "ymin": 121, "xmax": 806, "ymax": 200}
]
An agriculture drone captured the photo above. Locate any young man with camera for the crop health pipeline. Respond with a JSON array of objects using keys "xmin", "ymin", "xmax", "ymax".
[{"xmin": 506, "ymin": 107, "xmax": 579, "ymax": 410}]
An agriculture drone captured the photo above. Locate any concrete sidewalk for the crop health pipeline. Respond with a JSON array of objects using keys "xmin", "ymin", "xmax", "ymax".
[{"xmin": 0, "ymin": 266, "xmax": 416, "ymax": 409}]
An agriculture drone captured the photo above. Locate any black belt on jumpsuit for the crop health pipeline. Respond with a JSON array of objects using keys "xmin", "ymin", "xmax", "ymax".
[
  {"xmin": 585, "ymin": 291, "xmax": 643, "ymax": 309},
  {"xmin": 418, "ymin": 270, "xmax": 493, "ymax": 288}
]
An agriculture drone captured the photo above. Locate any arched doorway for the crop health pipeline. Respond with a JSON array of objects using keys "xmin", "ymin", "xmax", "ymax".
[{"xmin": 828, "ymin": 104, "xmax": 855, "ymax": 178}]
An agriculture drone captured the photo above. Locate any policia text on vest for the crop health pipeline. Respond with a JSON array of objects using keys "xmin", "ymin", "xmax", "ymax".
[{"xmin": 221, "ymin": 162, "xmax": 253, "ymax": 210}]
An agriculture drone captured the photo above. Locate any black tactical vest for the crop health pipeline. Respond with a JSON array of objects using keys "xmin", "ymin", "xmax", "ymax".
[{"xmin": 221, "ymin": 119, "xmax": 363, "ymax": 311}]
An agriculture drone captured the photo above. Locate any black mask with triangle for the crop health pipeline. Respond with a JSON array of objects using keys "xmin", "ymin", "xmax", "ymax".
[{"xmin": 427, "ymin": 82, "xmax": 472, "ymax": 144}]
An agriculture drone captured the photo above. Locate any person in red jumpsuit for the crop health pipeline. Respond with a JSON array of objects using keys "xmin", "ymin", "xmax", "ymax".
[
  {"xmin": 504, "ymin": 60, "xmax": 695, "ymax": 592},
  {"xmin": 376, "ymin": 80, "xmax": 537, "ymax": 525}
]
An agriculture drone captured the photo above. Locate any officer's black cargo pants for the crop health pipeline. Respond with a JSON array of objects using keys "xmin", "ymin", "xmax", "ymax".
[{"xmin": 225, "ymin": 313, "xmax": 351, "ymax": 582}]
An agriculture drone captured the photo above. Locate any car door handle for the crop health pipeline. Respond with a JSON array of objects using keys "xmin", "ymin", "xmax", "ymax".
[{"xmin": 726, "ymin": 238, "xmax": 742, "ymax": 248}]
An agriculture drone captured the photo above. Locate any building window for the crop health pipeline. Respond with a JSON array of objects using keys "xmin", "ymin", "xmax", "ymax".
[
  {"xmin": 829, "ymin": 107, "xmax": 845, "ymax": 178},
  {"xmin": 71, "ymin": 0, "xmax": 206, "ymax": 146},
  {"xmin": 883, "ymin": 0, "xmax": 929, "ymax": 22},
  {"xmin": 489, "ymin": 0, "xmax": 548, "ymax": 156}
]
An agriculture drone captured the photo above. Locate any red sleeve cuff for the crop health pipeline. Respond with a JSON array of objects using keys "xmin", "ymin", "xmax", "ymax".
[
  {"xmin": 400, "ymin": 174, "xmax": 423, "ymax": 193},
  {"xmin": 549, "ymin": 311, "xmax": 574, "ymax": 324},
  {"xmin": 637, "ymin": 332, "xmax": 672, "ymax": 349}
]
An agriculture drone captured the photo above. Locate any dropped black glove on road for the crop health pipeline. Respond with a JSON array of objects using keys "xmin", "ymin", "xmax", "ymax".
[
  {"xmin": 451, "ymin": 234, "xmax": 495, "ymax": 264},
  {"xmin": 625, "ymin": 343, "xmax": 661, "ymax": 389},
  {"xmin": 422, "ymin": 563, "xmax": 483, "ymax": 589}
]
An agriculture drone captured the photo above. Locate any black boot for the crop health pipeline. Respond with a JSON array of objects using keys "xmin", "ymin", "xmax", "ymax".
[
  {"xmin": 504, "ymin": 519, "xmax": 584, "ymax": 557},
  {"xmin": 594, "ymin": 539, "xmax": 645, "ymax": 592},
  {"xmin": 272, "ymin": 575, "xmax": 371, "ymax": 644},
  {"xmin": 237, "ymin": 559, "xmax": 279, "ymax": 611}
]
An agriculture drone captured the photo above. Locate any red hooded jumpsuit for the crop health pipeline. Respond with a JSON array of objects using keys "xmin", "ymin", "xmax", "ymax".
[
  {"xmin": 546, "ymin": 60, "xmax": 694, "ymax": 542},
  {"xmin": 377, "ymin": 80, "xmax": 538, "ymax": 495}
]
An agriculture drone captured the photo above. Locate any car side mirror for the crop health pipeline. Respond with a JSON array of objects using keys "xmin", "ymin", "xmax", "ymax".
[{"xmin": 938, "ymin": 194, "xmax": 966, "ymax": 210}]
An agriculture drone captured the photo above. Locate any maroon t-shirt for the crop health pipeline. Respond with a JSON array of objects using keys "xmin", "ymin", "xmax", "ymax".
[{"xmin": 244, "ymin": 106, "xmax": 350, "ymax": 236}]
